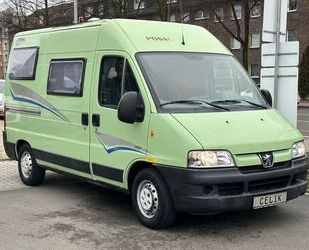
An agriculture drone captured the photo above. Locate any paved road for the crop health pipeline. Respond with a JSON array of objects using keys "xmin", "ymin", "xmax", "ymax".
[
  {"xmin": 298, "ymin": 107, "xmax": 309, "ymax": 137},
  {"xmin": 0, "ymin": 163, "xmax": 308, "ymax": 249}
]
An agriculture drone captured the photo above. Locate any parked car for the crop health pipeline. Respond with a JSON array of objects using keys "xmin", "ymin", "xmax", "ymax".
[
  {"xmin": 0, "ymin": 79, "xmax": 4, "ymax": 117},
  {"xmin": 3, "ymin": 19, "xmax": 308, "ymax": 229}
]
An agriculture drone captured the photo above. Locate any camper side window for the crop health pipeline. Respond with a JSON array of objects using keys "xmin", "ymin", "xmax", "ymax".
[
  {"xmin": 99, "ymin": 56, "xmax": 139, "ymax": 108},
  {"xmin": 47, "ymin": 59, "xmax": 85, "ymax": 96},
  {"xmin": 9, "ymin": 47, "xmax": 38, "ymax": 80}
]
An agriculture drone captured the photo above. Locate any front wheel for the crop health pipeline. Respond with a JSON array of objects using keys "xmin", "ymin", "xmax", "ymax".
[
  {"xmin": 132, "ymin": 168, "xmax": 176, "ymax": 229},
  {"xmin": 18, "ymin": 144, "xmax": 45, "ymax": 186}
]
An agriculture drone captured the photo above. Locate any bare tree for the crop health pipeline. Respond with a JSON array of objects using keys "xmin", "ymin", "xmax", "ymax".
[
  {"xmin": 154, "ymin": 0, "xmax": 171, "ymax": 21},
  {"xmin": 0, "ymin": 0, "xmax": 70, "ymax": 32},
  {"xmin": 205, "ymin": 0, "xmax": 260, "ymax": 70}
]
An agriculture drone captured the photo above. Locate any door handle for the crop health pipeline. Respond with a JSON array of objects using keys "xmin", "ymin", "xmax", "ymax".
[
  {"xmin": 81, "ymin": 113, "xmax": 88, "ymax": 126},
  {"xmin": 92, "ymin": 114, "xmax": 100, "ymax": 127}
]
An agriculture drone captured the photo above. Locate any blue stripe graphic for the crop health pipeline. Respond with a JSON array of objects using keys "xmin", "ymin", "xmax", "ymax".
[
  {"xmin": 10, "ymin": 89, "xmax": 68, "ymax": 121},
  {"xmin": 105, "ymin": 146, "xmax": 145, "ymax": 154}
]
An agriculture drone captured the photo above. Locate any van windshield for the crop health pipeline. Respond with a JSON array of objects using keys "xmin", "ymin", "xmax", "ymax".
[{"xmin": 137, "ymin": 53, "xmax": 267, "ymax": 112}]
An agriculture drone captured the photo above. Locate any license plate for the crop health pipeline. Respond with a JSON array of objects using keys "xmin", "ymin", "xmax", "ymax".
[{"xmin": 253, "ymin": 192, "xmax": 287, "ymax": 209}]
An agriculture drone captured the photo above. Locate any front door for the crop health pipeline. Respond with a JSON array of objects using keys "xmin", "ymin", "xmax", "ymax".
[{"xmin": 89, "ymin": 51, "xmax": 150, "ymax": 188}]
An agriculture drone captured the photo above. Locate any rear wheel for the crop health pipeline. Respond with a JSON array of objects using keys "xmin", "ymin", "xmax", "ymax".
[
  {"xmin": 132, "ymin": 168, "xmax": 176, "ymax": 229},
  {"xmin": 18, "ymin": 144, "xmax": 45, "ymax": 186}
]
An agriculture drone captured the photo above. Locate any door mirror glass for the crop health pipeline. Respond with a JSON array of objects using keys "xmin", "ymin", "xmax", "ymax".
[
  {"xmin": 261, "ymin": 89, "xmax": 272, "ymax": 107},
  {"xmin": 118, "ymin": 91, "xmax": 144, "ymax": 124}
]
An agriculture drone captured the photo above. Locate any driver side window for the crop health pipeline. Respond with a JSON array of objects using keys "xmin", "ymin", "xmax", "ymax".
[{"xmin": 98, "ymin": 56, "xmax": 139, "ymax": 108}]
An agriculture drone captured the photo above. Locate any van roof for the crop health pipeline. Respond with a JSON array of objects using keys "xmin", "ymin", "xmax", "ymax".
[{"xmin": 14, "ymin": 19, "xmax": 231, "ymax": 55}]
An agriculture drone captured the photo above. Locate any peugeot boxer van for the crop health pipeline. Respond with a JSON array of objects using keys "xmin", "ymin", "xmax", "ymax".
[{"xmin": 3, "ymin": 19, "xmax": 308, "ymax": 229}]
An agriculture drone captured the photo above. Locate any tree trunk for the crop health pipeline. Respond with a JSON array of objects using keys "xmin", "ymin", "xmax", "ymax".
[
  {"xmin": 243, "ymin": 0, "xmax": 250, "ymax": 71},
  {"xmin": 242, "ymin": 43, "xmax": 249, "ymax": 71},
  {"xmin": 44, "ymin": 0, "xmax": 49, "ymax": 27}
]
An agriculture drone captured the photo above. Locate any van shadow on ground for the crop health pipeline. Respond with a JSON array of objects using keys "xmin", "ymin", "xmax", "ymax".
[{"xmin": 40, "ymin": 172, "xmax": 300, "ymax": 230}]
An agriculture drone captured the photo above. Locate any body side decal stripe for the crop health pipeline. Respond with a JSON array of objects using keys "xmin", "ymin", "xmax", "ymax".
[
  {"xmin": 10, "ymin": 89, "xmax": 68, "ymax": 121},
  {"xmin": 95, "ymin": 132, "xmax": 147, "ymax": 155},
  {"xmin": 6, "ymin": 105, "xmax": 41, "ymax": 116},
  {"xmin": 9, "ymin": 82, "xmax": 69, "ymax": 122}
]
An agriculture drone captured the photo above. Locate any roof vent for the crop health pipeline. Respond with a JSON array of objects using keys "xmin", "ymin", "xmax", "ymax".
[{"xmin": 88, "ymin": 17, "xmax": 100, "ymax": 22}]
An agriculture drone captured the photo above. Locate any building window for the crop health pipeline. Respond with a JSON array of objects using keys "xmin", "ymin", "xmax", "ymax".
[
  {"xmin": 250, "ymin": 1, "xmax": 261, "ymax": 17},
  {"xmin": 231, "ymin": 4, "xmax": 242, "ymax": 20},
  {"xmin": 250, "ymin": 33, "xmax": 261, "ymax": 48},
  {"xmin": 183, "ymin": 13, "xmax": 190, "ymax": 22},
  {"xmin": 98, "ymin": 57, "xmax": 139, "ymax": 108},
  {"xmin": 85, "ymin": 6, "xmax": 94, "ymax": 18},
  {"xmin": 134, "ymin": 0, "xmax": 145, "ymax": 10},
  {"xmin": 47, "ymin": 59, "xmax": 85, "ymax": 96},
  {"xmin": 287, "ymin": 29, "xmax": 297, "ymax": 41},
  {"xmin": 231, "ymin": 38, "xmax": 241, "ymax": 49},
  {"xmin": 250, "ymin": 64, "xmax": 260, "ymax": 79},
  {"xmin": 195, "ymin": 10, "xmax": 209, "ymax": 20},
  {"xmin": 169, "ymin": 14, "xmax": 176, "ymax": 22},
  {"xmin": 9, "ymin": 47, "xmax": 38, "ymax": 80},
  {"xmin": 288, "ymin": 0, "xmax": 297, "ymax": 12},
  {"xmin": 214, "ymin": 8, "xmax": 224, "ymax": 22},
  {"xmin": 98, "ymin": 4, "xmax": 104, "ymax": 16}
]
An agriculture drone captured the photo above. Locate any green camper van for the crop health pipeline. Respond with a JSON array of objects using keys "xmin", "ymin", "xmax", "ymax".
[{"xmin": 3, "ymin": 19, "xmax": 308, "ymax": 229}]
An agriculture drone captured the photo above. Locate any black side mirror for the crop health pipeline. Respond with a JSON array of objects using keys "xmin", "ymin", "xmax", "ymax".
[
  {"xmin": 261, "ymin": 89, "xmax": 273, "ymax": 107},
  {"xmin": 118, "ymin": 91, "xmax": 144, "ymax": 124}
]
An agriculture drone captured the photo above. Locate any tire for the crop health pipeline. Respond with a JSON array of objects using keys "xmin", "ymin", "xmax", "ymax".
[
  {"xmin": 132, "ymin": 168, "xmax": 176, "ymax": 229},
  {"xmin": 18, "ymin": 144, "xmax": 45, "ymax": 186}
]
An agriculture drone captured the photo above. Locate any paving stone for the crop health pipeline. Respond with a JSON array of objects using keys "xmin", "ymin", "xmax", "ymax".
[{"xmin": 0, "ymin": 160, "xmax": 27, "ymax": 192}]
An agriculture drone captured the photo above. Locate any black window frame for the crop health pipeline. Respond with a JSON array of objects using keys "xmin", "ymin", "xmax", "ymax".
[
  {"xmin": 98, "ymin": 56, "xmax": 140, "ymax": 109},
  {"xmin": 9, "ymin": 46, "xmax": 39, "ymax": 81},
  {"xmin": 46, "ymin": 58, "xmax": 87, "ymax": 97}
]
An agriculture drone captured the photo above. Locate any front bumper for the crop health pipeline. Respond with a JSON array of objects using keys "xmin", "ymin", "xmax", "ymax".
[{"xmin": 156, "ymin": 157, "xmax": 308, "ymax": 213}]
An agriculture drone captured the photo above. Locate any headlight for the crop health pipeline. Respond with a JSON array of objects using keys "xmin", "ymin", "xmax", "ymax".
[
  {"xmin": 188, "ymin": 150, "xmax": 235, "ymax": 168},
  {"xmin": 292, "ymin": 141, "xmax": 306, "ymax": 159}
]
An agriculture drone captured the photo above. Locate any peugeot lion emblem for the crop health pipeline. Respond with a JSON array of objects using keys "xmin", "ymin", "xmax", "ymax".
[{"xmin": 258, "ymin": 152, "xmax": 274, "ymax": 168}]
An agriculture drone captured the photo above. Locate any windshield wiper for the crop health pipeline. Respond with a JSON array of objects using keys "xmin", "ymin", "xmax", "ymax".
[
  {"xmin": 159, "ymin": 99, "xmax": 229, "ymax": 111},
  {"xmin": 211, "ymin": 99, "xmax": 267, "ymax": 109}
]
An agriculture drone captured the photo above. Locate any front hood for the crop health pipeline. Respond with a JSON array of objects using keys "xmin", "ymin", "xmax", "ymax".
[{"xmin": 172, "ymin": 109, "xmax": 302, "ymax": 155}]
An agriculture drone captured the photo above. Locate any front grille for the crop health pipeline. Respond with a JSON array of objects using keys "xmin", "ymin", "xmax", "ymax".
[
  {"xmin": 239, "ymin": 161, "xmax": 291, "ymax": 174},
  {"xmin": 291, "ymin": 171, "xmax": 308, "ymax": 185},
  {"xmin": 218, "ymin": 182, "xmax": 243, "ymax": 196},
  {"xmin": 248, "ymin": 176, "xmax": 289, "ymax": 193}
]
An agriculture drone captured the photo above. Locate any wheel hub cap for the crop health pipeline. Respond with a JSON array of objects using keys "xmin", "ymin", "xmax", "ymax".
[
  {"xmin": 137, "ymin": 180, "xmax": 159, "ymax": 218},
  {"xmin": 21, "ymin": 152, "xmax": 32, "ymax": 179}
]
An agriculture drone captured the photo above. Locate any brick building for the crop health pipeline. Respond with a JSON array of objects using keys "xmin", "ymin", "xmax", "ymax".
[
  {"xmin": 0, "ymin": 36, "xmax": 3, "ymax": 79},
  {"xmin": 0, "ymin": 27, "xmax": 10, "ymax": 79},
  {"xmin": 183, "ymin": 0, "xmax": 307, "ymax": 85},
  {"xmin": 75, "ymin": 0, "xmax": 308, "ymax": 85}
]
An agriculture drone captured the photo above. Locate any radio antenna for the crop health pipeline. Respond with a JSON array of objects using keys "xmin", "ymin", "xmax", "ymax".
[{"xmin": 180, "ymin": 0, "xmax": 185, "ymax": 45}]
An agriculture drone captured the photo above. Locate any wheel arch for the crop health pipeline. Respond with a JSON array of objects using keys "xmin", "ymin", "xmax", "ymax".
[
  {"xmin": 15, "ymin": 139, "xmax": 31, "ymax": 159},
  {"xmin": 126, "ymin": 160, "xmax": 155, "ymax": 193}
]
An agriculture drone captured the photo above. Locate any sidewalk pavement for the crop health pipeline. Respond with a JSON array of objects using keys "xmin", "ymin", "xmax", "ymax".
[{"xmin": 298, "ymin": 101, "xmax": 309, "ymax": 108}]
